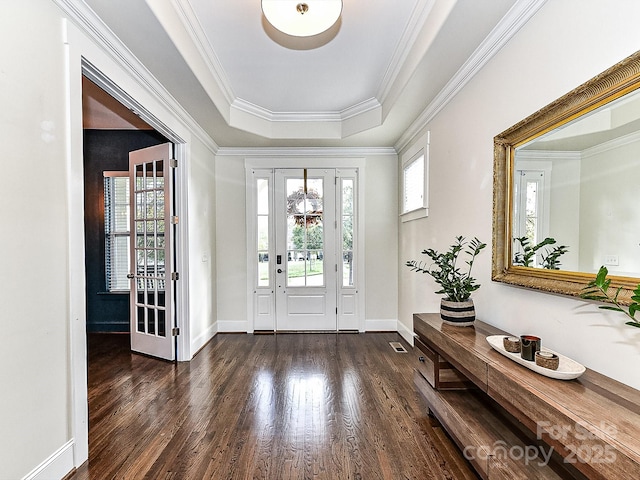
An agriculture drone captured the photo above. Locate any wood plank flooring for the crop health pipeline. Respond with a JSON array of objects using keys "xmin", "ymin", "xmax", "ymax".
[{"xmin": 70, "ymin": 332, "xmax": 478, "ymax": 479}]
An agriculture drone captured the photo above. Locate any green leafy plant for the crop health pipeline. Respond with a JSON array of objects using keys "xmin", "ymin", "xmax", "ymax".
[
  {"xmin": 406, "ymin": 236, "xmax": 486, "ymax": 302},
  {"xmin": 513, "ymin": 236, "xmax": 569, "ymax": 270},
  {"xmin": 580, "ymin": 266, "xmax": 640, "ymax": 329}
]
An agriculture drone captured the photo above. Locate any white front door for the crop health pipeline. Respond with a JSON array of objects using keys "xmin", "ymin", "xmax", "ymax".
[
  {"xmin": 274, "ymin": 169, "xmax": 337, "ymax": 330},
  {"xmin": 128, "ymin": 143, "xmax": 175, "ymax": 360}
]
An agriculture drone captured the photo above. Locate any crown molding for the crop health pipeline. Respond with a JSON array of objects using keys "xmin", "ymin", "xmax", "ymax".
[
  {"xmin": 395, "ymin": 0, "xmax": 548, "ymax": 152},
  {"xmin": 171, "ymin": 0, "xmax": 236, "ymax": 106},
  {"xmin": 232, "ymin": 98, "xmax": 343, "ymax": 123},
  {"xmin": 228, "ymin": 97, "xmax": 384, "ymax": 139},
  {"xmin": 167, "ymin": 0, "xmax": 418, "ymax": 139},
  {"xmin": 582, "ymin": 129, "xmax": 640, "ymax": 158},
  {"xmin": 54, "ymin": 0, "xmax": 218, "ymax": 153},
  {"xmin": 516, "ymin": 150, "xmax": 581, "ymax": 160},
  {"xmin": 217, "ymin": 146, "xmax": 397, "ymax": 157},
  {"xmin": 376, "ymin": 0, "xmax": 437, "ymax": 105},
  {"xmin": 231, "ymin": 97, "xmax": 381, "ymax": 123},
  {"xmin": 341, "ymin": 98, "xmax": 382, "ymax": 121}
]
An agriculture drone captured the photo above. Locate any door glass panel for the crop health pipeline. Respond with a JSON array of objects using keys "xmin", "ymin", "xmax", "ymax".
[
  {"xmin": 133, "ymin": 159, "xmax": 166, "ymax": 337},
  {"xmin": 342, "ymin": 179, "xmax": 354, "ymax": 286},
  {"xmin": 286, "ymin": 177, "xmax": 324, "ymax": 287},
  {"xmin": 257, "ymin": 178, "xmax": 269, "ymax": 215},
  {"xmin": 257, "ymin": 216, "xmax": 269, "ymax": 287},
  {"xmin": 256, "ymin": 178, "xmax": 270, "ymax": 287}
]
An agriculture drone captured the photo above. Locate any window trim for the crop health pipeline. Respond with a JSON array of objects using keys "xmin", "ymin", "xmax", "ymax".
[
  {"xmin": 400, "ymin": 131, "xmax": 429, "ymax": 222},
  {"xmin": 103, "ymin": 171, "xmax": 130, "ymax": 292},
  {"xmin": 513, "ymin": 159, "xmax": 552, "ymax": 243}
]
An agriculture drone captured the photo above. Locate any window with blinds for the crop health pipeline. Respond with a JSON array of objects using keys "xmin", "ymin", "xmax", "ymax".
[
  {"xmin": 104, "ymin": 173, "xmax": 130, "ymax": 291},
  {"xmin": 403, "ymin": 153, "xmax": 424, "ymax": 213}
]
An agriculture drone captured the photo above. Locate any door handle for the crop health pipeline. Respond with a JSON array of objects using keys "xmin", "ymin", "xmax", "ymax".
[
  {"xmin": 277, "ymin": 269, "xmax": 283, "ymax": 274},
  {"xmin": 126, "ymin": 273, "xmax": 134, "ymax": 279}
]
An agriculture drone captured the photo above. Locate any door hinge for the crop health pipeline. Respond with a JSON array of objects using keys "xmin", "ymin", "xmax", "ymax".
[
  {"xmin": 172, "ymin": 272, "xmax": 180, "ymax": 281},
  {"xmin": 335, "ymin": 264, "xmax": 338, "ymax": 272},
  {"xmin": 172, "ymin": 327, "xmax": 180, "ymax": 336},
  {"xmin": 170, "ymin": 159, "xmax": 178, "ymax": 168},
  {"xmin": 171, "ymin": 215, "xmax": 179, "ymax": 224}
]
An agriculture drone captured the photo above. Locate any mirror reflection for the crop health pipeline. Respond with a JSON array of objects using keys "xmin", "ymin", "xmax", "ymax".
[{"xmin": 512, "ymin": 87, "xmax": 640, "ymax": 277}]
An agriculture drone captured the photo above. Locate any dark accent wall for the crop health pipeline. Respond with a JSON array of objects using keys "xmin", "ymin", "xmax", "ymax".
[{"xmin": 83, "ymin": 129, "xmax": 168, "ymax": 333}]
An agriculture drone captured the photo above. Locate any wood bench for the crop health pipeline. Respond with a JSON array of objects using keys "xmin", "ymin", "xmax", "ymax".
[{"xmin": 413, "ymin": 313, "xmax": 640, "ymax": 480}]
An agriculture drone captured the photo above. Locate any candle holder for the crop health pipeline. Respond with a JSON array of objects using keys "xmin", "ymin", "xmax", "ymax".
[
  {"xmin": 535, "ymin": 351, "xmax": 559, "ymax": 370},
  {"xmin": 502, "ymin": 336, "xmax": 521, "ymax": 353}
]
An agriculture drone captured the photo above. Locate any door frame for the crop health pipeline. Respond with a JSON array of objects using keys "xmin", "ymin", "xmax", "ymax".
[
  {"xmin": 245, "ymin": 157, "xmax": 366, "ymax": 333},
  {"xmin": 66, "ymin": 52, "xmax": 191, "ymax": 467},
  {"xmin": 82, "ymin": 63, "xmax": 190, "ymax": 358}
]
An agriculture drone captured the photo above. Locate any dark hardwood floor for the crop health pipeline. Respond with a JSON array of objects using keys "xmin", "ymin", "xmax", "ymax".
[{"xmin": 70, "ymin": 332, "xmax": 478, "ymax": 479}]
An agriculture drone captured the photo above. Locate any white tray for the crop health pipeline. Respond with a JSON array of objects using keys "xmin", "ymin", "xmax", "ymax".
[{"xmin": 486, "ymin": 335, "xmax": 586, "ymax": 380}]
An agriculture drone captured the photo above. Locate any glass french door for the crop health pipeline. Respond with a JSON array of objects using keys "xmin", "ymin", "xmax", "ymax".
[
  {"xmin": 128, "ymin": 143, "xmax": 175, "ymax": 360},
  {"xmin": 274, "ymin": 169, "xmax": 337, "ymax": 330}
]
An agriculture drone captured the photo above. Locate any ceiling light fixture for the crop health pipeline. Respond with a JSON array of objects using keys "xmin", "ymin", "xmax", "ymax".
[{"xmin": 262, "ymin": 0, "xmax": 342, "ymax": 37}]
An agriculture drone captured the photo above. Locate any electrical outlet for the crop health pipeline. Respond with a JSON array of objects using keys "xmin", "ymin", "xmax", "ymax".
[{"xmin": 604, "ymin": 255, "xmax": 619, "ymax": 266}]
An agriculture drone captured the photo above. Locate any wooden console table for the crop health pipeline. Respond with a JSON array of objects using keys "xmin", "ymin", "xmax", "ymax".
[{"xmin": 413, "ymin": 313, "xmax": 640, "ymax": 480}]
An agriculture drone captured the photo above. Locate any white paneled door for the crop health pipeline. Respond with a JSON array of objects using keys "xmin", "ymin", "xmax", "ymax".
[
  {"xmin": 128, "ymin": 143, "xmax": 175, "ymax": 360},
  {"xmin": 274, "ymin": 169, "xmax": 337, "ymax": 330}
]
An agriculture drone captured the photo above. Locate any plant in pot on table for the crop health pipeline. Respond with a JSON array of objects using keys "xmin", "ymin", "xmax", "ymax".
[
  {"xmin": 406, "ymin": 236, "xmax": 486, "ymax": 326},
  {"xmin": 580, "ymin": 265, "xmax": 640, "ymax": 329}
]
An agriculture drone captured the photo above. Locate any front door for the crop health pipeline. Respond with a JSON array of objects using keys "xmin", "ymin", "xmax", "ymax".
[
  {"xmin": 128, "ymin": 143, "xmax": 175, "ymax": 360},
  {"xmin": 274, "ymin": 169, "xmax": 337, "ymax": 330}
]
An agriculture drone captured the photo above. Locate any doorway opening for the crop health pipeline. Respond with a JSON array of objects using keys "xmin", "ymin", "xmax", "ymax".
[
  {"xmin": 82, "ymin": 76, "xmax": 169, "ymax": 336},
  {"xmin": 82, "ymin": 72, "xmax": 182, "ymax": 362}
]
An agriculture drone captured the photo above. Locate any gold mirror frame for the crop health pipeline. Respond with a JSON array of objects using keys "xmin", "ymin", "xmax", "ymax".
[{"xmin": 492, "ymin": 50, "xmax": 640, "ymax": 304}]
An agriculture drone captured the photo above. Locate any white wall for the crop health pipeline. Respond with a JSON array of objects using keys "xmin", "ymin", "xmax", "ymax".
[
  {"xmin": 214, "ymin": 154, "xmax": 249, "ymax": 331},
  {"xmin": 186, "ymin": 139, "xmax": 218, "ymax": 353},
  {"xmin": 548, "ymin": 156, "xmax": 581, "ymax": 271},
  {"xmin": 579, "ymin": 138, "xmax": 640, "ymax": 276},
  {"xmin": 215, "ymin": 152, "xmax": 398, "ymax": 332},
  {"xmin": 399, "ymin": 0, "xmax": 640, "ymax": 390},
  {"xmin": 0, "ymin": 2, "xmax": 71, "ymax": 478},
  {"xmin": 0, "ymin": 0, "xmax": 218, "ymax": 477},
  {"xmin": 363, "ymin": 154, "xmax": 399, "ymax": 330}
]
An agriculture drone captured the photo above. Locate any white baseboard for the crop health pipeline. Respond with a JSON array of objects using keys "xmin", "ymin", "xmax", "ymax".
[
  {"xmin": 217, "ymin": 319, "xmax": 249, "ymax": 333},
  {"xmin": 364, "ymin": 318, "xmax": 397, "ymax": 332},
  {"xmin": 397, "ymin": 320, "xmax": 415, "ymax": 346},
  {"xmin": 190, "ymin": 322, "xmax": 218, "ymax": 357},
  {"xmin": 211, "ymin": 319, "xmax": 403, "ymax": 335},
  {"xmin": 22, "ymin": 439, "xmax": 74, "ymax": 480}
]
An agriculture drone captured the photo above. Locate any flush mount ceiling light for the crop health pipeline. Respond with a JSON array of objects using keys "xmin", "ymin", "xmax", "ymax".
[{"xmin": 262, "ymin": 0, "xmax": 343, "ymax": 37}]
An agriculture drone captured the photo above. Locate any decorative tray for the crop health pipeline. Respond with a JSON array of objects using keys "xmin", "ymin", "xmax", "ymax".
[{"xmin": 486, "ymin": 335, "xmax": 586, "ymax": 380}]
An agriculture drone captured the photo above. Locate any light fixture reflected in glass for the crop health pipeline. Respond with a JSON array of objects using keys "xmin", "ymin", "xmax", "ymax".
[{"xmin": 262, "ymin": 0, "xmax": 342, "ymax": 37}]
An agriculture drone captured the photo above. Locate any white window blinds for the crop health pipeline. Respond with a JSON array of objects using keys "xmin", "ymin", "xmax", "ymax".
[
  {"xmin": 403, "ymin": 153, "xmax": 424, "ymax": 213},
  {"xmin": 104, "ymin": 173, "xmax": 130, "ymax": 291}
]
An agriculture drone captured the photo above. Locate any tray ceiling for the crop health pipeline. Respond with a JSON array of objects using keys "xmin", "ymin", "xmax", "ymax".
[{"xmin": 77, "ymin": 0, "xmax": 540, "ymax": 148}]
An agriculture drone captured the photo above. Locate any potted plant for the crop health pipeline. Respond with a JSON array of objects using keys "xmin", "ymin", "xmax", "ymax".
[
  {"xmin": 512, "ymin": 236, "xmax": 569, "ymax": 270},
  {"xmin": 406, "ymin": 236, "xmax": 486, "ymax": 326},
  {"xmin": 580, "ymin": 265, "xmax": 640, "ymax": 329}
]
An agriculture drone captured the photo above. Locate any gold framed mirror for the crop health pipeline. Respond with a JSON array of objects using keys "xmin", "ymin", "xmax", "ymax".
[{"xmin": 492, "ymin": 50, "xmax": 640, "ymax": 303}]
